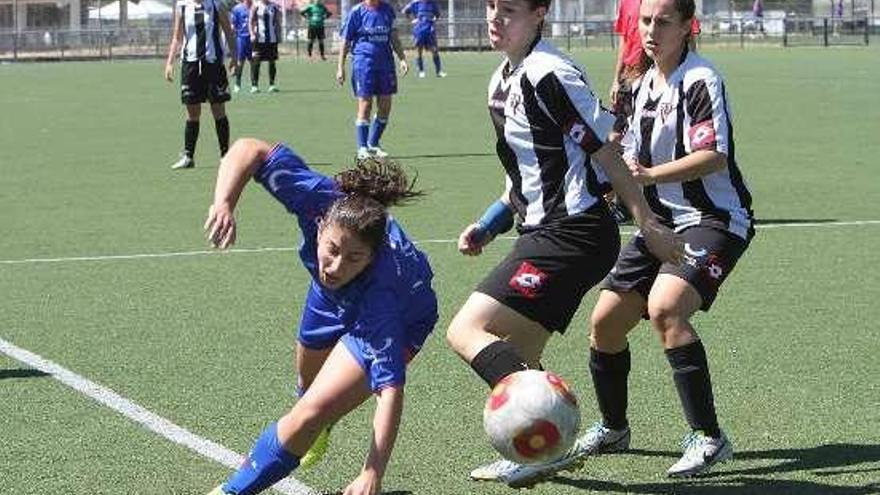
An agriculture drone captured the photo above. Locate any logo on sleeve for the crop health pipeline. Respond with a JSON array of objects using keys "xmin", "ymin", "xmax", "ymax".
[
  {"xmin": 688, "ymin": 120, "xmax": 717, "ymax": 150},
  {"xmin": 509, "ymin": 261, "xmax": 549, "ymax": 299}
]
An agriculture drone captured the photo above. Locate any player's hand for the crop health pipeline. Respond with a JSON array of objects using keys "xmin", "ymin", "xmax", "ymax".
[
  {"xmin": 336, "ymin": 66, "xmax": 346, "ymax": 86},
  {"xmin": 609, "ymin": 79, "xmax": 620, "ymax": 105},
  {"xmin": 458, "ymin": 223, "xmax": 492, "ymax": 256},
  {"xmin": 164, "ymin": 63, "xmax": 174, "ymax": 82},
  {"xmin": 626, "ymin": 158, "xmax": 653, "ymax": 185},
  {"xmin": 640, "ymin": 218, "xmax": 684, "ymax": 265},
  {"xmin": 342, "ymin": 470, "xmax": 381, "ymax": 495},
  {"xmin": 204, "ymin": 203, "xmax": 237, "ymax": 249},
  {"xmin": 398, "ymin": 59, "xmax": 409, "ymax": 77}
]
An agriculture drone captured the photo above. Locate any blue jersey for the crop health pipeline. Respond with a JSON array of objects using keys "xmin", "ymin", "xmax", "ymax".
[
  {"xmin": 402, "ymin": 0, "xmax": 439, "ymax": 27},
  {"xmin": 254, "ymin": 144, "xmax": 437, "ymax": 391},
  {"xmin": 340, "ymin": 1, "xmax": 396, "ymax": 70},
  {"xmin": 231, "ymin": 3, "xmax": 251, "ymax": 38}
]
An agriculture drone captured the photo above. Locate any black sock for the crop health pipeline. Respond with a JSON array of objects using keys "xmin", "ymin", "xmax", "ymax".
[
  {"xmin": 268, "ymin": 61, "xmax": 276, "ymax": 85},
  {"xmin": 319, "ymin": 41, "xmax": 325, "ymax": 58},
  {"xmin": 470, "ymin": 340, "xmax": 529, "ymax": 389},
  {"xmin": 307, "ymin": 41, "xmax": 313, "ymax": 57},
  {"xmin": 252, "ymin": 60, "xmax": 260, "ymax": 86},
  {"xmin": 665, "ymin": 340, "xmax": 721, "ymax": 438},
  {"xmin": 589, "ymin": 347, "xmax": 631, "ymax": 430},
  {"xmin": 184, "ymin": 120, "xmax": 199, "ymax": 158},
  {"xmin": 234, "ymin": 64, "xmax": 242, "ymax": 86},
  {"xmin": 214, "ymin": 116, "xmax": 229, "ymax": 157}
]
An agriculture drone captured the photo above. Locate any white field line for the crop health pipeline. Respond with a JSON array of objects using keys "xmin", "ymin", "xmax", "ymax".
[
  {"xmin": 1, "ymin": 219, "xmax": 879, "ymax": 266},
  {"xmin": 0, "ymin": 337, "xmax": 318, "ymax": 495}
]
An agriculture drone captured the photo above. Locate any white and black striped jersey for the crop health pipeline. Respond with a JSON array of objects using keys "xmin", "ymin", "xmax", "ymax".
[
  {"xmin": 253, "ymin": 0, "xmax": 279, "ymax": 44},
  {"xmin": 624, "ymin": 50, "xmax": 754, "ymax": 240},
  {"xmin": 178, "ymin": 0, "xmax": 226, "ymax": 63},
  {"xmin": 487, "ymin": 39, "xmax": 615, "ymax": 229}
]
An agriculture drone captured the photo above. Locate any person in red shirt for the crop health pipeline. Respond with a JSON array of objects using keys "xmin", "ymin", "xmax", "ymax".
[
  {"xmin": 610, "ymin": 0, "xmax": 701, "ymax": 123},
  {"xmin": 603, "ymin": 0, "xmax": 701, "ymax": 225}
]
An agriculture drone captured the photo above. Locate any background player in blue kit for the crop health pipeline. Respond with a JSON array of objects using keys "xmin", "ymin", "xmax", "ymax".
[
  {"xmin": 230, "ymin": 0, "xmax": 254, "ymax": 93},
  {"xmin": 402, "ymin": 0, "xmax": 445, "ymax": 78},
  {"xmin": 337, "ymin": 0, "xmax": 409, "ymax": 160},
  {"xmin": 203, "ymin": 137, "xmax": 437, "ymax": 495}
]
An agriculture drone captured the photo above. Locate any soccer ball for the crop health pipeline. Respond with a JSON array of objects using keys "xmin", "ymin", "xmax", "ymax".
[{"xmin": 483, "ymin": 369, "xmax": 580, "ymax": 465}]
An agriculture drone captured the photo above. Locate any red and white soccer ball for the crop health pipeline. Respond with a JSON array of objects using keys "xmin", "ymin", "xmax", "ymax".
[{"xmin": 483, "ymin": 370, "xmax": 580, "ymax": 465}]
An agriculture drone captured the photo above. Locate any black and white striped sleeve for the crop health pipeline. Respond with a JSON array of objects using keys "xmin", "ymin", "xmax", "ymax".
[
  {"xmin": 534, "ymin": 66, "xmax": 615, "ymax": 155},
  {"xmin": 685, "ymin": 74, "xmax": 730, "ymax": 155}
]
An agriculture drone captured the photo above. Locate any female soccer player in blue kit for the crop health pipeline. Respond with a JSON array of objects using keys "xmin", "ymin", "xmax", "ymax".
[
  {"xmin": 402, "ymin": 0, "xmax": 446, "ymax": 78},
  {"xmin": 204, "ymin": 137, "xmax": 437, "ymax": 495},
  {"xmin": 337, "ymin": 0, "xmax": 409, "ymax": 160}
]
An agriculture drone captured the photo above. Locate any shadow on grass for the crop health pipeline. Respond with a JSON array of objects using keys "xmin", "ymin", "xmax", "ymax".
[
  {"xmin": 0, "ymin": 368, "xmax": 49, "ymax": 380},
  {"xmin": 549, "ymin": 444, "xmax": 880, "ymax": 495}
]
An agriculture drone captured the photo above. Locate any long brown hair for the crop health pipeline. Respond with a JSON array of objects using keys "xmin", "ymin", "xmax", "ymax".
[{"xmin": 324, "ymin": 158, "xmax": 424, "ymax": 252}]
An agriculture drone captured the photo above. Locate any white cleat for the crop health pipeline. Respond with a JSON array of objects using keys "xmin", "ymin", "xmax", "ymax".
[
  {"xmin": 572, "ymin": 422, "xmax": 631, "ymax": 457},
  {"xmin": 356, "ymin": 147, "xmax": 372, "ymax": 160},
  {"xmin": 250, "ymin": 86, "xmax": 260, "ymax": 94},
  {"xmin": 469, "ymin": 450, "xmax": 585, "ymax": 488},
  {"xmin": 170, "ymin": 152, "xmax": 194, "ymax": 170},
  {"xmin": 437, "ymin": 71, "xmax": 447, "ymax": 78},
  {"xmin": 267, "ymin": 85, "xmax": 279, "ymax": 93},
  {"xmin": 418, "ymin": 71, "xmax": 426, "ymax": 78},
  {"xmin": 667, "ymin": 430, "xmax": 733, "ymax": 478},
  {"xmin": 368, "ymin": 146, "xmax": 389, "ymax": 159}
]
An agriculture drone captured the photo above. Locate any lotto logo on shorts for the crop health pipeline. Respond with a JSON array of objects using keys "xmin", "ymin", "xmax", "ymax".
[{"xmin": 509, "ymin": 261, "xmax": 548, "ymax": 299}]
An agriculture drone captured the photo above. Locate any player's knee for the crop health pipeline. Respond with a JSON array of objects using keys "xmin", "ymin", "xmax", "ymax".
[{"xmin": 646, "ymin": 300, "xmax": 684, "ymax": 335}]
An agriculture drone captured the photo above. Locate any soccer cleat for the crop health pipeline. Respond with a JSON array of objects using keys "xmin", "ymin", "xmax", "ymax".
[
  {"xmin": 356, "ymin": 147, "xmax": 372, "ymax": 160},
  {"xmin": 666, "ymin": 430, "xmax": 733, "ymax": 478},
  {"xmin": 233, "ymin": 84, "xmax": 241, "ymax": 93},
  {"xmin": 267, "ymin": 85, "xmax": 279, "ymax": 93},
  {"xmin": 299, "ymin": 427, "xmax": 331, "ymax": 469},
  {"xmin": 437, "ymin": 71, "xmax": 447, "ymax": 78},
  {"xmin": 572, "ymin": 422, "xmax": 631, "ymax": 457},
  {"xmin": 418, "ymin": 71, "xmax": 426, "ymax": 78},
  {"xmin": 469, "ymin": 450, "xmax": 585, "ymax": 488},
  {"xmin": 368, "ymin": 146, "xmax": 389, "ymax": 159},
  {"xmin": 170, "ymin": 153, "xmax": 195, "ymax": 170},
  {"xmin": 205, "ymin": 485, "xmax": 229, "ymax": 495},
  {"xmin": 250, "ymin": 86, "xmax": 260, "ymax": 94}
]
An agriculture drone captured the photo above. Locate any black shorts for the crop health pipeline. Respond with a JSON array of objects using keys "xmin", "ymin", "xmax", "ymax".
[
  {"xmin": 307, "ymin": 26, "xmax": 326, "ymax": 40},
  {"xmin": 180, "ymin": 61, "xmax": 230, "ymax": 105},
  {"xmin": 254, "ymin": 42, "xmax": 279, "ymax": 61},
  {"xmin": 476, "ymin": 205, "xmax": 620, "ymax": 333},
  {"xmin": 601, "ymin": 226, "xmax": 750, "ymax": 311}
]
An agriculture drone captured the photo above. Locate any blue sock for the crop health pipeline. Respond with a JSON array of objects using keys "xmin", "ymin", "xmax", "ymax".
[
  {"xmin": 223, "ymin": 423, "xmax": 300, "ymax": 495},
  {"xmin": 368, "ymin": 117, "xmax": 388, "ymax": 148},
  {"xmin": 433, "ymin": 53, "xmax": 442, "ymax": 74},
  {"xmin": 355, "ymin": 120, "xmax": 369, "ymax": 149},
  {"xmin": 416, "ymin": 56, "xmax": 424, "ymax": 73}
]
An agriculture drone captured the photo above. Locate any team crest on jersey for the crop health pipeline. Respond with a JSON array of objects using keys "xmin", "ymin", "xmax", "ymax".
[
  {"xmin": 507, "ymin": 92, "xmax": 524, "ymax": 115},
  {"xmin": 704, "ymin": 254, "xmax": 725, "ymax": 282},
  {"xmin": 509, "ymin": 261, "xmax": 548, "ymax": 299},
  {"xmin": 659, "ymin": 102, "xmax": 674, "ymax": 123}
]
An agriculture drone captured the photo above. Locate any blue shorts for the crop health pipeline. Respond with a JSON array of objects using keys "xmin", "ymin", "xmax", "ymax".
[
  {"xmin": 412, "ymin": 26, "xmax": 436, "ymax": 48},
  {"xmin": 351, "ymin": 63, "xmax": 397, "ymax": 98},
  {"xmin": 236, "ymin": 36, "xmax": 253, "ymax": 61},
  {"xmin": 297, "ymin": 283, "xmax": 437, "ymax": 356}
]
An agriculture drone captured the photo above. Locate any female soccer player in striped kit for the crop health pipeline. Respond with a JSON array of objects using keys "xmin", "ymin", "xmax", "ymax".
[
  {"xmin": 204, "ymin": 138, "xmax": 437, "ymax": 495},
  {"xmin": 337, "ymin": 0, "xmax": 409, "ymax": 160},
  {"xmin": 164, "ymin": 0, "xmax": 237, "ymax": 170},
  {"xmin": 249, "ymin": 0, "xmax": 281, "ymax": 93},
  {"xmin": 577, "ymin": 0, "xmax": 754, "ymax": 478},
  {"xmin": 445, "ymin": 0, "xmax": 683, "ymax": 487}
]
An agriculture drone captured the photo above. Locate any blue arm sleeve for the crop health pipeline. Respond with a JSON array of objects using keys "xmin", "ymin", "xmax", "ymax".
[
  {"xmin": 475, "ymin": 200, "xmax": 514, "ymax": 238},
  {"xmin": 252, "ymin": 144, "xmax": 340, "ymax": 221}
]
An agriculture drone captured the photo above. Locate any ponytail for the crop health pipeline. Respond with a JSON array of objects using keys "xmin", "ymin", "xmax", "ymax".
[{"xmin": 324, "ymin": 158, "xmax": 424, "ymax": 252}]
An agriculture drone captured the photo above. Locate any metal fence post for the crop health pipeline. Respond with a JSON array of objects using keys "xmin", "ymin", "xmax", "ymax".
[
  {"xmin": 865, "ymin": 16, "xmax": 870, "ymax": 45},
  {"xmin": 740, "ymin": 18, "xmax": 745, "ymax": 48},
  {"xmin": 824, "ymin": 17, "xmax": 829, "ymax": 46},
  {"xmin": 782, "ymin": 16, "xmax": 787, "ymax": 47}
]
